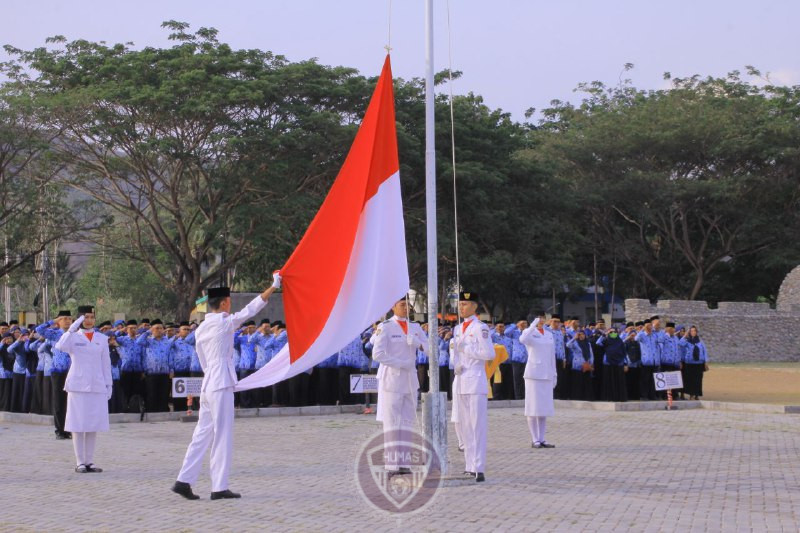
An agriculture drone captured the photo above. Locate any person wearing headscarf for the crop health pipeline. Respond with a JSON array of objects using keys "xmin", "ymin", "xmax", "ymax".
[
  {"xmin": 678, "ymin": 326, "xmax": 709, "ymax": 400},
  {"xmin": 566, "ymin": 330, "xmax": 594, "ymax": 401},
  {"xmin": 597, "ymin": 327, "xmax": 628, "ymax": 402}
]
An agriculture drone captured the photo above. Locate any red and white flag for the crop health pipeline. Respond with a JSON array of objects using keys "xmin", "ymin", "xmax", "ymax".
[{"xmin": 236, "ymin": 56, "xmax": 408, "ymax": 391}]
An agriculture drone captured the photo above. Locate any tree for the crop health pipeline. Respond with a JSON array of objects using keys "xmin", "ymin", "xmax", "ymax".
[
  {"xmin": 0, "ymin": 76, "xmax": 95, "ymax": 278},
  {"xmin": 6, "ymin": 22, "xmax": 370, "ymax": 318},
  {"xmin": 533, "ymin": 69, "xmax": 800, "ymax": 301}
]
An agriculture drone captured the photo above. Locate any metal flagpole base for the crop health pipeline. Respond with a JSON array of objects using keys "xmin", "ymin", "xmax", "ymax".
[{"xmin": 422, "ymin": 391, "xmax": 448, "ymax": 476}]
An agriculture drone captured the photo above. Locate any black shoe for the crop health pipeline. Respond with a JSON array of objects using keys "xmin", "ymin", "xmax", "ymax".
[
  {"xmin": 56, "ymin": 433, "xmax": 69, "ymax": 440},
  {"xmin": 75, "ymin": 464, "xmax": 88, "ymax": 473},
  {"xmin": 457, "ymin": 445, "xmax": 464, "ymax": 452},
  {"xmin": 85, "ymin": 463, "xmax": 103, "ymax": 473},
  {"xmin": 172, "ymin": 481, "xmax": 200, "ymax": 500},
  {"xmin": 540, "ymin": 442, "xmax": 555, "ymax": 448},
  {"xmin": 64, "ymin": 432, "xmax": 72, "ymax": 439},
  {"xmin": 210, "ymin": 489, "xmax": 241, "ymax": 500},
  {"xmin": 475, "ymin": 473, "xmax": 485, "ymax": 482}
]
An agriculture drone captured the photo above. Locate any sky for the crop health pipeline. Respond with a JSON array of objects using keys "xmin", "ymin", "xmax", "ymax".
[{"xmin": 3, "ymin": 0, "xmax": 799, "ymax": 122}]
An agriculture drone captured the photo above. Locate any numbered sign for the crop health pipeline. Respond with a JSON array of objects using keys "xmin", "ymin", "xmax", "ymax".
[
  {"xmin": 653, "ymin": 371, "xmax": 683, "ymax": 391},
  {"xmin": 172, "ymin": 377, "xmax": 204, "ymax": 398},
  {"xmin": 350, "ymin": 374, "xmax": 379, "ymax": 394}
]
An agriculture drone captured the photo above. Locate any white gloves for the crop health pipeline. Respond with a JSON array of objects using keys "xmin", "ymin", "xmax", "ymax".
[
  {"xmin": 106, "ymin": 385, "xmax": 113, "ymax": 401},
  {"xmin": 69, "ymin": 315, "xmax": 86, "ymax": 333},
  {"xmin": 271, "ymin": 271, "xmax": 282, "ymax": 289},
  {"xmin": 454, "ymin": 364, "xmax": 463, "ymax": 376},
  {"xmin": 532, "ymin": 317, "xmax": 540, "ymax": 328}
]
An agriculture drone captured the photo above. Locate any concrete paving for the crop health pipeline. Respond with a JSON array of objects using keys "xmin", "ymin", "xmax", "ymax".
[{"xmin": 0, "ymin": 406, "xmax": 798, "ymax": 532}]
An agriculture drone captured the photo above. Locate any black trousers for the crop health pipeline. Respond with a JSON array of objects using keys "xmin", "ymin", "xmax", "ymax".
[
  {"xmin": 626, "ymin": 366, "xmax": 641, "ymax": 400},
  {"xmin": 121, "ymin": 371, "xmax": 145, "ymax": 404},
  {"xmin": 22, "ymin": 375, "xmax": 34, "ymax": 413},
  {"xmin": 338, "ymin": 367, "xmax": 355, "ymax": 405},
  {"xmin": 416, "ymin": 364, "xmax": 430, "ymax": 393},
  {"xmin": 570, "ymin": 370, "xmax": 594, "ymax": 401},
  {"xmin": 438, "ymin": 366, "xmax": 451, "ymax": 400},
  {"xmin": 288, "ymin": 372, "xmax": 311, "ymax": 407},
  {"xmin": 555, "ymin": 361, "xmax": 570, "ymax": 400},
  {"xmin": 603, "ymin": 365, "xmax": 628, "ymax": 402},
  {"xmin": 639, "ymin": 365, "xmax": 658, "ymax": 400},
  {"xmin": 497, "ymin": 364, "xmax": 514, "ymax": 400},
  {"xmin": 592, "ymin": 362, "xmax": 605, "ymax": 402},
  {"xmin": 145, "ymin": 374, "xmax": 170, "ymax": 412},
  {"xmin": 0, "ymin": 378, "xmax": 10, "ymax": 411},
  {"xmin": 51, "ymin": 372, "xmax": 68, "ymax": 435},
  {"xmin": 272, "ymin": 379, "xmax": 290, "ymax": 407},
  {"xmin": 31, "ymin": 371, "xmax": 44, "ymax": 414},
  {"xmin": 172, "ymin": 371, "xmax": 190, "ymax": 411},
  {"xmin": 10, "ymin": 373, "xmax": 26, "ymax": 412},
  {"xmin": 108, "ymin": 380, "xmax": 126, "ymax": 414},
  {"xmin": 42, "ymin": 375, "xmax": 52, "ymax": 415},
  {"xmin": 316, "ymin": 367, "xmax": 338, "ymax": 405},
  {"xmin": 511, "ymin": 362, "xmax": 526, "ymax": 400}
]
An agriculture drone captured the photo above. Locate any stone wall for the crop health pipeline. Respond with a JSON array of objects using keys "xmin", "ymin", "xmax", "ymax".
[{"xmin": 624, "ymin": 299, "xmax": 800, "ymax": 363}]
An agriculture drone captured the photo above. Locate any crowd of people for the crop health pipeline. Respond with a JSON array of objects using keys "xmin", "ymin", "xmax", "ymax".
[{"xmin": 0, "ymin": 308, "xmax": 711, "ymax": 441}]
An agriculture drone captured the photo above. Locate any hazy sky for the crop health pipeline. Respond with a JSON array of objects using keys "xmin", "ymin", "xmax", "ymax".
[{"xmin": 4, "ymin": 0, "xmax": 799, "ymax": 122}]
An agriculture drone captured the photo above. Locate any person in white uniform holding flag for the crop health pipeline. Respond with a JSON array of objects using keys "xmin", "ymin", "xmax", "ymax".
[
  {"xmin": 450, "ymin": 292, "xmax": 495, "ymax": 483},
  {"xmin": 371, "ymin": 297, "xmax": 427, "ymax": 474},
  {"xmin": 55, "ymin": 305, "xmax": 112, "ymax": 473},
  {"xmin": 172, "ymin": 273, "xmax": 280, "ymax": 500}
]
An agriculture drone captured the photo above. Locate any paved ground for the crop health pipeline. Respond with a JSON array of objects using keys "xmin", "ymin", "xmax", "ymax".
[{"xmin": 1, "ymin": 407, "xmax": 798, "ymax": 532}]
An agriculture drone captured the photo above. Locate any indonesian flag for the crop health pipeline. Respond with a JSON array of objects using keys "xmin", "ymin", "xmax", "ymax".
[{"xmin": 236, "ymin": 56, "xmax": 408, "ymax": 391}]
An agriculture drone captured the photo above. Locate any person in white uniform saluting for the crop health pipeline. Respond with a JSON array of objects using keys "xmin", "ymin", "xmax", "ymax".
[
  {"xmin": 172, "ymin": 273, "xmax": 281, "ymax": 500},
  {"xmin": 449, "ymin": 292, "xmax": 495, "ymax": 483},
  {"xmin": 55, "ymin": 305, "xmax": 112, "ymax": 473},
  {"xmin": 519, "ymin": 311, "xmax": 557, "ymax": 449},
  {"xmin": 371, "ymin": 297, "xmax": 428, "ymax": 475}
]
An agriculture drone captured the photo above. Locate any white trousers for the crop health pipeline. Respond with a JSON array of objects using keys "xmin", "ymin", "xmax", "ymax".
[
  {"xmin": 527, "ymin": 416, "xmax": 548, "ymax": 444},
  {"xmin": 456, "ymin": 393, "xmax": 487, "ymax": 473},
  {"xmin": 176, "ymin": 388, "xmax": 234, "ymax": 492},
  {"xmin": 72, "ymin": 431, "xmax": 97, "ymax": 466},
  {"xmin": 380, "ymin": 391, "xmax": 417, "ymax": 470}
]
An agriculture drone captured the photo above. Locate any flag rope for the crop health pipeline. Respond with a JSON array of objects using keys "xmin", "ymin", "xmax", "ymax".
[{"xmin": 446, "ymin": 0, "xmax": 464, "ymax": 328}]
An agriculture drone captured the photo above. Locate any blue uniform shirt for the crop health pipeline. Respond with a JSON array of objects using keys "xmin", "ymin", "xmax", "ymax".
[
  {"xmin": 235, "ymin": 331, "xmax": 257, "ymax": 372},
  {"xmin": 566, "ymin": 337, "xmax": 594, "ymax": 370},
  {"xmin": 36, "ymin": 322, "xmax": 70, "ymax": 373},
  {"xmin": 338, "ymin": 336, "xmax": 365, "ymax": 368},
  {"xmin": 492, "ymin": 330, "xmax": 513, "ymax": 365},
  {"xmin": 547, "ymin": 326, "xmax": 567, "ymax": 362},
  {"xmin": 658, "ymin": 334, "xmax": 681, "ymax": 367},
  {"xmin": 679, "ymin": 337, "xmax": 709, "ymax": 364},
  {"xmin": 39, "ymin": 341, "xmax": 53, "ymax": 376},
  {"xmin": 137, "ymin": 333, "xmax": 172, "ymax": 374},
  {"xmin": 437, "ymin": 337, "xmax": 450, "ymax": 367},
  {"xmin": 253, "ymin": 332, "xmax": 276, "ymax": 370},
  {"xmin": 505, "ymin": 325, "xmax": 528, "ymax": 364},
  {"xmin": 10, "ymin": 339, "xmax": 28, "ymax": 375},
  {"xmin": 115, "ymin": 334, "xmax": 144, "ymax": 372},
  {"xmin": 169, "ymin": 332, "xmax": 196, "ymax": 373},
  {"xmin": 635, "ymin": 330, "xmax": 661, "ymax": 366}
]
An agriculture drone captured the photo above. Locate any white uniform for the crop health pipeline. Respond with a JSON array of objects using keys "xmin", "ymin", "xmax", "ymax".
[
  {"xmin": 56, "ymin": 324, "xmax": 113, "ymax": 432},
  {"xmin": 177, "ymin": 295, "xmax": 267, "ymax": 492},
  {"xmin": 519, "ymin": 324, "xmax": 557, "ymax": 417},
  {"xmin": 55, "ymin": 317, "xmax": 112, "ymax": 467},
  {"xmin": 372, "ymin": 316, "xmax": 426, "ymax": 470},
  {"xmin": 449, "ymin": 316, "xmax": 495, "ymax": 474}
]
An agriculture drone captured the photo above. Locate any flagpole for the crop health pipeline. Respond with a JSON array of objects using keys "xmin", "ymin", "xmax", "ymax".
[{"xmin": 422, "ymin": 0, "xmax": 448, "ymax": 475}]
